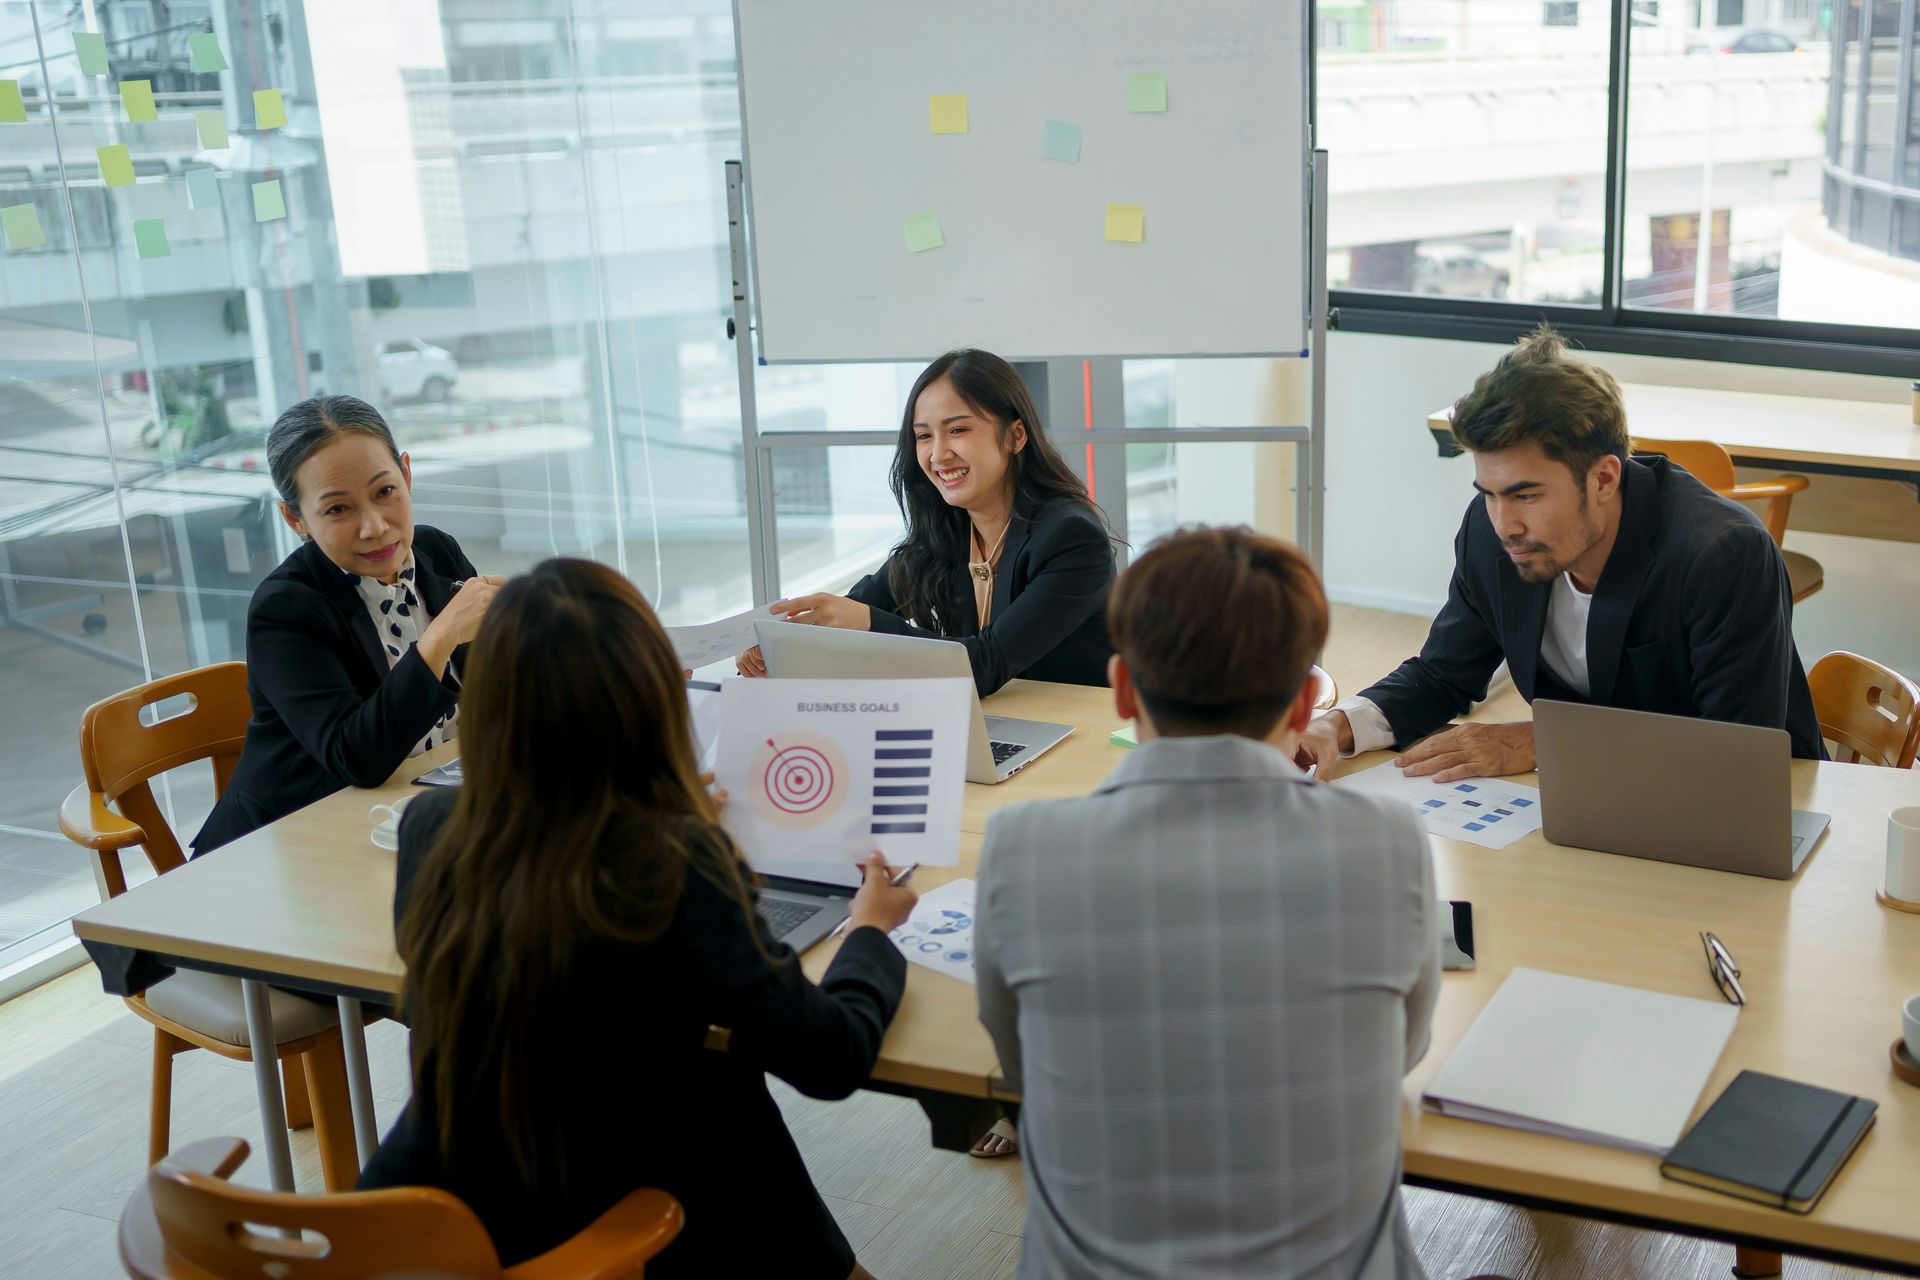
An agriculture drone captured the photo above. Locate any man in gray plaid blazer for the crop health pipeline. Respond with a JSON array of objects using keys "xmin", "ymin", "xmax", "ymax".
[{"xmin": 976, "ymin": 527, "xmax": 1442, "ymax": 1280}]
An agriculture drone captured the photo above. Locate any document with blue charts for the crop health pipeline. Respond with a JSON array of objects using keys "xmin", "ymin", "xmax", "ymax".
[
  {"xmin": 1334, "ymin": 766, "xmax": 1544, "ymax": 851},
  {"xmin": 714, "ymin": 676, "xmax": 972, "ymax": 869},
  {"xmin": 887, "ymin": 878, "xmax": 977, "ymax": 984}
]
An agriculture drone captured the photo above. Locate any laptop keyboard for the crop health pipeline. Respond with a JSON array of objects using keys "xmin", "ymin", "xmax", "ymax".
[
  {"xmin": 757, "ymin": 897, "xmax": 822, "ymax": 941},
  {"xmin": 991, "ymin": 740, "xmax": 1023, "ymax": 765}
]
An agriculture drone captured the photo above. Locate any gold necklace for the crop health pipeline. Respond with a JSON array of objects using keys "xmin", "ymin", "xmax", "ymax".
[{"xmin": 969, "ymin": 519, "xmax": 1009, "ymax": 583}]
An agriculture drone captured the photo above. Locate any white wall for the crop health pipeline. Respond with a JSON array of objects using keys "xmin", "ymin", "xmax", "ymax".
[{"xmin": 1309, "ymin": 329, "xmax": 1920, "ymax": 680}]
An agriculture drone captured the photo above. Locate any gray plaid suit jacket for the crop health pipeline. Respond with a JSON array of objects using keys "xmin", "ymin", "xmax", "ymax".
[{"xmin": 976, "ymin": 734, "xmax": 1442, "ymax": 1280}]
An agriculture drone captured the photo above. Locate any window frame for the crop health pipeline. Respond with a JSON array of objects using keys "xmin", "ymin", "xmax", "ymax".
[{"xmin": 1323, "ymin": 0, "xmax": 1920, "ymax": 377}]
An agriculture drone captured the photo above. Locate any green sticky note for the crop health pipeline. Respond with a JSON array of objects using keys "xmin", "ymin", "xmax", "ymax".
[
  {"xmin": 185, "ymin": 167, "xmax": 220, "ymax": 210},
  {"xmin": 120, "ymin": 79, "xmax": 157, "ymax": 123},
  {"xmin": 1042, "ymin": 119, "xmax": 1081, "ymax": 163},
  {"xmin": 97, "ymin": 143, "xmax": 135, "ymax": 187},
  {"xmin": 0, "ymin": 81, "xmax": 25, "ymax": 124},
  {"xmin": 133, "ymin": 217, "xmax": 170, "ymax": 259},
  {"xmin": 253, "ymin": 88, "xmax": 287, "ymax": 130},
  {"xmin": 1104, "ymin": 201, "xmax": 1144, "ymax": 243},
  {"xmin": 2, "ymin": 203, "xmax": 46, "ymax": 250},
  {"xmin": 901, "ymin": 211, "xmax": 944, "ymax": 254},
  {"xmin": 189, "ymin": 33, "xmax": 227, "ymax": 73},
  {"xmin": 195, "ymin": 110, "xmax": 228, "ymax": 150},
  {"xmin": 252, "ymin": 178, "xmax": 287, "ymax": 222},
  {"xmin": 928, "ymin": 94, "xmax": 968, "ymax": 135},
  {"xmin": 1127, "ymin": 72, "xmax": 1167, "ymax": 113},
  {"xmin": 73, "ymin": 32, "xmax": 108, "ymax": 76}
]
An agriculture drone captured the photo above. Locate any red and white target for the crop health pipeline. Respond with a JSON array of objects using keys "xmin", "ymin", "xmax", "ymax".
[{"xmin": 748, "ymin": 732, "xmax": 849, "ymax": 828}]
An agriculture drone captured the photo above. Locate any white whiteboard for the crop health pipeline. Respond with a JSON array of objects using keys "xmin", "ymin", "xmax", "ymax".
[{"xmin": 733, "ymin": 0, "xmax": 1310, "ymax": 363}]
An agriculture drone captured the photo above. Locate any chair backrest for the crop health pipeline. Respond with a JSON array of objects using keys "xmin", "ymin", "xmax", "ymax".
[
  {"xmin": 1809, "ymin": 651, "xmax": 1920, "ymax": 769},
  {"xmin": 1631, "ymin": 437, "xmax": 1737, "ymax": 490},
  {"xmin": 79, "ymin": 662, "xmax": 250, "ymax": 891},
  {"xmin": 130, "ymin": 1139, "xmax": 506, "ymax": 1279}
]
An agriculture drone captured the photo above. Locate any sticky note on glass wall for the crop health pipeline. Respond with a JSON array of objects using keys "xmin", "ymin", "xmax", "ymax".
[
  {"xmin": 902, "ymin": 211, "xmax": 944, "ymax": 254},
  {"xmin": 1041, "ymin": 120, "xmax": 1081, "ymax": 163},
  {"xmin": 120, "ymin": 80, "xmax": 157, "ymax": 122},
  {"xmin": 252, "ymin": 178, "xmax": 287, "ymax": 222},
  {"xmin": 189, "ymin": 33, "xmax": 227, "ymax": 73},
  {"xmin": 0, "ymin": 81, "xmax": 26, "ymax": 124},
  {"xmin": 186, "ymin": 167, "xmax": 220, "ymax": 210},
  {"xmin": 133, "ymin": 218, "xmax": 170, "ymax": 259},
  {"xmin": 928, "ymin": 95, "xmax": 968, "ymax": 134},
  {"xmin": 2, "ymin": 203, "xmax": 46, "ymax": 250},
  {"xmin": 98, "ymin": 144, "xmax": 135, "ymax": 187},
  {"xmin": 1104, "ymin": 202, "xmax": 1144, "ymax": 243},
  {"xmin": 253, "ymin": 88, "xmax": 287, "ymax": 130},
  {"xmin": 196, "ymin": 110, "xmax": 228, "ymax": 149},
  {"xmin": 73, "ymin": 33, "xmax": 109, "ymax": 76},
  {"xmin": 1127, "ymin": 73, "xmax": 1167, "ymax": 113}
]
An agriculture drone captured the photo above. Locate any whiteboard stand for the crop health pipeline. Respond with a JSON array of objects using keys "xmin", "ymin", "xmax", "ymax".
[{"xmin": 726, "ymin": 150, "xmax": 1329, "ymax": 601}]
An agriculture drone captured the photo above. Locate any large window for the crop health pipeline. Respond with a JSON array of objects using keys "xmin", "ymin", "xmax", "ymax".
[{"xmin": 1322, "ymin": 0, "xmax": 1920, "ymax": 369}]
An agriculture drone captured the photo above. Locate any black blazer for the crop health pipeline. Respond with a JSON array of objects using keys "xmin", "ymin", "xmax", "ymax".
[
  {"xmin": 848, "ymin": 496, "xmax": 1115, "ymax": 695},
  {"xmin": 192, "ymin": 526, "xmax": 478, "ymax": 855},
  {"xmin": 359, "ymin": 788, "xmax": 907, "ymax": 1276},
  {"xmin": 1360, "ymin": 456, "xmax": 1824, "ymax": 759}
]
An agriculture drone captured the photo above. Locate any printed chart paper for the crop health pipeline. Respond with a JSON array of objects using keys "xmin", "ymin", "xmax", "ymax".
[
  {"xmin": 665, "ymin": 606, "xmax": 797, "ymax": 671},
  {"xmin": 715, "ymin": 677, "xmax": 971, "ymax": 868},
  {"xmin": 888, "ymin": 878, "xmax": 977, "ymax": 984},
  {"xmin": 1335, "ymin": 767, "xmax": 1543, "ymax": 850}
]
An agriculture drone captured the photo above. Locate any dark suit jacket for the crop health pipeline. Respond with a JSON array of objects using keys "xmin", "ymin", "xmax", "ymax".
[
  {"xmin": 191, "ymin": 526, "xmax": 478, "ymax": 854},
  {"xmin": 848, "ymin": 496, "xmax": 1115, "ymax": 695},
  {"xmin": 1360, "ymin": 456, "xmax": 1824, "ymax": 759},
  {"xmin": 359, "ymin": 788, "xmax": 907, "ymax": 1276}
]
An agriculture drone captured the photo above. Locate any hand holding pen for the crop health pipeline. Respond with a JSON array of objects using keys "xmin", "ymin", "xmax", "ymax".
[{"xmin": 835, "ymin": 853, "xmax": 918, "ymax": 938}]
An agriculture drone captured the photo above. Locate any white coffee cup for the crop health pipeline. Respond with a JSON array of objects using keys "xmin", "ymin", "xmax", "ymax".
[
  {"xmin": 369, "ymin": 795, "xmax": 413, "ymax": 850},
  {"xmin": 1905, "ymin": 994, "xmax": 1920, "ymax": 1062},
  {"xmin": 1887, "ymin": 807, "xmax": 1920, "ymax": 906}
]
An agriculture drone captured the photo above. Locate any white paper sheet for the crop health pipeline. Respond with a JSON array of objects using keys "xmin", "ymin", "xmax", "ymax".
[
  {"xmin": 714, "ymin": 677, "xmax": 972, "ymax": 868},
  {"xmin": 1334, "ymin": 766, "xmax": 1543, "ymax": 850},
  {"xmin": 666, "ymin": 606, "xmax": 790, "ymax": 670},
  {"xmin": 686, "ymin": 681, "xmax": 723, "ymax": 773},
  {"xmin": 888, "ymin": 878, "xmax": 978, "ymax": 984}
]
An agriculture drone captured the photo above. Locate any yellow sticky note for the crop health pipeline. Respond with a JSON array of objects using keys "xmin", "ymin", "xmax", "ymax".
[
  {"xmin": 929, "ymin": 94, "xmax": 968, "ymax": 135},
  {"xmin": 97, "ymin": 143, "xmax": 135, "ymax": 187},
  {"xmin": 120, "ymin": 79, "xmax": 156, "ymax": 122},
  {"xmin": 1104, "ymin": 202, "xmax": 1144, "ymax": 244},
  {"xmin": 253, "ymin": 88, "xmax": 287, "ymax": 130},
  {"xmin": 195, "ymin": 110, "xmax": 228, "ymax": 150},
  {"xmin": 0, "ymin": 80, "xmax": 26, "ymax": 124},
  {"xmin": 252, "ymin": 178, "xmax": 287, "ymax": 222},
  {"xmin": 3, "ymin": 203, "xmax": 46, "ymax": 250}
]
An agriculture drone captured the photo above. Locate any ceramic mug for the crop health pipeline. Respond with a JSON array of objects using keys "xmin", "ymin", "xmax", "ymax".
[
  {"xmin": 369, "ymin": 795, "xmax": 413, "ymax": 850},
  {"xmin": 1905, "ymin": 994, "xmax": 1920, "ymax": 1062},
  {"xmin": 1887, "ymin": 807, "xmax": 1920, "ymax": 906}
]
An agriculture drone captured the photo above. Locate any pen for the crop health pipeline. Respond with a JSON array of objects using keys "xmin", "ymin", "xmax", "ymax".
[{"xmin": 830, "ymin": 862, "xmax": 918, "ymax": 939}]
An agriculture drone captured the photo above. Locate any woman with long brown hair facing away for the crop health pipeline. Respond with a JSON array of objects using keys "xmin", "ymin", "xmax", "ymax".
[{"xmin": 359, "ymin": 558, "xmax": 916, "ymax": 1279}]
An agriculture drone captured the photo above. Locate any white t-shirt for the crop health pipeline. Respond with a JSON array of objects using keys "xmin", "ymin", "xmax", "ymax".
[{"xmin": 1338, "ymin": 571, "xmax": 1593, "ymax": 754}]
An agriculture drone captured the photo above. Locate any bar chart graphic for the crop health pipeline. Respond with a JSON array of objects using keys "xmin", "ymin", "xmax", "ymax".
[{"xmin": 871, "ymin": 729, "xmax": 935, "ymax": 834}]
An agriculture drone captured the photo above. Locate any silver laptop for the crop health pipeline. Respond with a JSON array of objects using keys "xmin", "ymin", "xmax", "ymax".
[
  {"xmin": 755, "ymin": 622, "xmax": 1074, "ymax": 783},
  {"xmin": 1534, "ymin": 700, "xmax": 1829, "ymax": 879},
  {"xmin": 754, "ymin": 870, "xmax": 855, "ymax": 953}
]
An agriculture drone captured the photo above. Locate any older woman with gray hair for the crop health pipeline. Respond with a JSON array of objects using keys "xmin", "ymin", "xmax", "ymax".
[{"xmin": 193, "ymin": 395, "xmax": 501, "ymax": 855}]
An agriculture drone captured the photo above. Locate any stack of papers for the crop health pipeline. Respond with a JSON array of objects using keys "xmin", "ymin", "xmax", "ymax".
[
  {"xmin": 1423, "ymin": 967, "xmax": 1740, "ymax": 1154},
  {"xmin": 1335, "ymin": 767, "xmax": 1544, "ymax": 850}
]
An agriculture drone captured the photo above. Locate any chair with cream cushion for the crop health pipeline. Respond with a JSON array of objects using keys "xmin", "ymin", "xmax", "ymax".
[{"xmin": 58, "ymin": 662, "xmax": 364, "ymax": 1190}]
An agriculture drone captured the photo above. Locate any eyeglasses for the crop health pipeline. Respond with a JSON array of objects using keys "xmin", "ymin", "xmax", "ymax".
[{"xmin": 1700, "ymin": 931, "xmax": 1745, "ymax": 1006}]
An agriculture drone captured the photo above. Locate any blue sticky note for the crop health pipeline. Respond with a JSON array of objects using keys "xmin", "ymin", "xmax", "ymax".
[
  {"xmin": 1041, "ymin": 119, "xmax": 1081, "ymax": 163},
  {"xmin": 1463, "ymin": 823, "xmax": 1485, "ymax": 832},
  {"xmin": 185, "ymin": 167, "xmax": 219, "ymax": 210}
]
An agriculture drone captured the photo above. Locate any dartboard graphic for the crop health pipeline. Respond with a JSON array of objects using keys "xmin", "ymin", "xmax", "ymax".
[{"xmin": 748, "ymin": 731, "xmax": 849, "ymax": 829}]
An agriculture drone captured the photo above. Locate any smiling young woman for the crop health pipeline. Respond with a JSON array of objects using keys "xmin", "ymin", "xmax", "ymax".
[
  {"xmin": 192, "ymin": 395, "xmax": 503, "ymax": 855},
  {"xmin": 737, "ymin": 349, "xmax": 1116, "ymax": 697}
]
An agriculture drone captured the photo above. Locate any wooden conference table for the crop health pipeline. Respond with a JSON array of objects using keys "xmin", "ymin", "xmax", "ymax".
[{"xmin": 72, "ymin": 680, "xmax": 1920, "ymax": 1273}]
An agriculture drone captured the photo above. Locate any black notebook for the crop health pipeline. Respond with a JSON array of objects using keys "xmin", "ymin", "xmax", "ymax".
[{"xmin": 1660, "ymin": 1071, "xmax": 1877, "ymax": 1214}]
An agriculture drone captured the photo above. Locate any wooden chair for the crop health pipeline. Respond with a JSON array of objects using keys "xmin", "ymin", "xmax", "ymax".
[
  {"xmin": 120, "ymin": 1137, "xmax": 684, "ymax": 1280},
  {"xmin": 1630, "ymin": 437, "xmax": 1824, "ymax": 604},
  {"xmin": 58, "ymin": 663, "xmax": 362, "ymax": 1191},
  {"xmin": 1808, "ymin": 651, "xmax": 1920, "ymax": 768}
]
